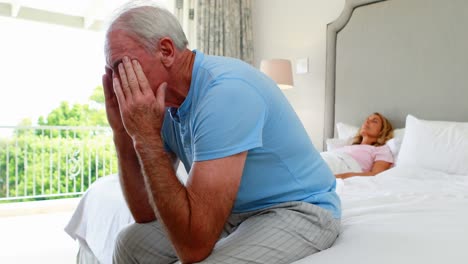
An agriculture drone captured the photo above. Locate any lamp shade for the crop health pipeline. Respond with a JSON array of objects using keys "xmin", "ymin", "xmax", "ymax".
[{"xmin": 260, "ymin": 59, "xmax": 294, "ymax": 90}]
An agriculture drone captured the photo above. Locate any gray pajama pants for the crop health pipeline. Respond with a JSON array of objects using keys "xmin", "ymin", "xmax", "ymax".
[{"xmin": 113, "ymin": 201, "xmax": 340, "ymax": 264}]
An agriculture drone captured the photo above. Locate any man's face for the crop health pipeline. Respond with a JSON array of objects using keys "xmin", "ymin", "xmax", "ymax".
[{"xmin": 105, "ymin": 30, "xmax": 164, "ymax": 94}]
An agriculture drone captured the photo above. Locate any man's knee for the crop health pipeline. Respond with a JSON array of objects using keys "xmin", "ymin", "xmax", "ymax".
[
  {"xmin": 116, "ymin": 223, "xmax": 136, "ymax": 246},
  {"xmin": 114, "ymin": 221, "xmax": 179, "ymax": 264},
  {"xmin": 113, "ymin": 224, "xmax": 140, "ymax": 263}
]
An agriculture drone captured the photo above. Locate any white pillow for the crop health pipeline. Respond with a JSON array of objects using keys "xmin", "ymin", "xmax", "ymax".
[
  {"xmin": 336, "ymin": 122, "xmax": 359, "ymax": 139},
  {"xmin": 326, "ymin": 137, "xmax": 352, "ymax": 151},
  {"xmin": 386, "ymin": 137, "xmax": 403, "ymax": 160},
  {"xmin": 393, "ymin": 127, "xmax": 406, "ymax": 140},
  {"xmin": 397, "ymin": 115, "xmax": 468, "ymax": 175}
]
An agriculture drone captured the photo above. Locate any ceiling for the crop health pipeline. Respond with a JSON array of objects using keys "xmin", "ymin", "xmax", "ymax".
[{"xmin": 0, "ymin": 0, "xmax": 147, "ymax": 31}]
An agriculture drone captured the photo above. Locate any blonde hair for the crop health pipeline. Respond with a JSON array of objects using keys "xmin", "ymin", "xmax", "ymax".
[{"xmin": 352, "ymin": 112, "xmax": 394, "ymax": 146}]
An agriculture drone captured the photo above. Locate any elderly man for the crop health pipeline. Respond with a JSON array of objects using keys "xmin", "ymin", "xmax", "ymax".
[{"xmin": 103, "ymin": 2, "xmax": 340, "ymax": 264}]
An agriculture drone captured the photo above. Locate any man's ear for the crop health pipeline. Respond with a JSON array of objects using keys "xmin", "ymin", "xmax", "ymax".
[{"xmin": 158, "ymin": 37, "xmax": 175, "ymax": 67}]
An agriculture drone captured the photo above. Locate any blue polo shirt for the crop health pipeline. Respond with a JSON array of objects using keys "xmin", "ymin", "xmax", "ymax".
[{"xmin": 162, "ymin": 51, "xmax": 340, "ymax": 218}]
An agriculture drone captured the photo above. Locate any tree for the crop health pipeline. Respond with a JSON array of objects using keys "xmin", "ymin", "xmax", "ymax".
[
  {"xmin": 37, "ymin": 86, "xmax": 109, "ymax": 138},
  {"xmin": 89, "ymin": 85, "xmax": 105, "ymax": 105},
  {"xmin": 0, "ymin": 85, "xmax": 117, "ymax": 203},
  {"xmin": 38, "ymin": 86, "xmax": 108, "ymax": 127}
]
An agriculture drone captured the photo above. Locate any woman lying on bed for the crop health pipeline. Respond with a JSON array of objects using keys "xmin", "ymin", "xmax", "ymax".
[{"xmin": 329, "ymin": 113, "xmax": 394, "ymax": 179}]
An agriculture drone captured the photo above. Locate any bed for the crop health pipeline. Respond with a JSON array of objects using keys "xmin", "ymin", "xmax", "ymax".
[{"xmin": 65, "ymin": 0, "xmax": 468, "ymax": 263}]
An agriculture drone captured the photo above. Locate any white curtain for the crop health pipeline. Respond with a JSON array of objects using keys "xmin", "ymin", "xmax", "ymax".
[{"xmin": 196, "ymin": 0, "xmax": 254, "ymax": 64}]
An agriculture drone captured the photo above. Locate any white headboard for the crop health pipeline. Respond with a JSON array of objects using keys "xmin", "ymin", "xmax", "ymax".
[{"xmin": 324, "ymin": 0, "xmax": 468, "ymax": 148}]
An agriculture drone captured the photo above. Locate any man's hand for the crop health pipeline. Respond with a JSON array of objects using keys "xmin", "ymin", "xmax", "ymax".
[
  {"xmin": 102, "ymin": 66, "xmax": 127, "ymax": 135},
  {"xmin": 103, "ymin": 59, "xmax": 161, "ymax": 223},
  {"xmin": 113, "ymin": 56, "xmax": 167, "ymax": 142}
]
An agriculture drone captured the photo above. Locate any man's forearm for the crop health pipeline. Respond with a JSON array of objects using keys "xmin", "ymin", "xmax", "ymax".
[
  {"xmin": 114, "ymin": 133, "xmax": 156, "ymax": 223},
  {"xmin": 133, "ymin": 137, "xmax": 216, "ymax": 263}
]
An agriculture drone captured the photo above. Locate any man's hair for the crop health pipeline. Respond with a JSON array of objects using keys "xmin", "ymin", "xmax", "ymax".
[
  {"xmin": 352, "ymin": 112, "xmax": 394, "ymax": 146},
  {"xmin": 106, "ymin": 0, "xmax": 188, "ymax": 53}
]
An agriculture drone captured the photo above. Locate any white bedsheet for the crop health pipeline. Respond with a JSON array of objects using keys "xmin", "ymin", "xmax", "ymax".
[
  {"xmin": 320, "ymin": 151, "xmax": 362, "ymax": 174},
  {"xmin": 65, "ymin": 165, "xmax": 188, "ymax": 264},
  {"xmin": 65, "ymin": 167, "xmax": 468, "ymax": 264},
  {"xmin": 296, "ymin": 166, "xmax": 468, "ymax": 263},
  {"xmin": 64, "ymin": 174, "xmax": 134, "ymax": 264}
]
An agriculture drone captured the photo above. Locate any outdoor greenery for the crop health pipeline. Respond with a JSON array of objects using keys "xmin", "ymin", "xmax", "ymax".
[{"xmin": 0, "ymin": 86, "xmax": 118, "ymax": 203}]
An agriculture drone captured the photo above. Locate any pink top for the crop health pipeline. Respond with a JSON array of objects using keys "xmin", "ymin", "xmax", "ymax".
[{"xmin": 337, "ymin": 144, "xmax": 394, "ymax": 172}]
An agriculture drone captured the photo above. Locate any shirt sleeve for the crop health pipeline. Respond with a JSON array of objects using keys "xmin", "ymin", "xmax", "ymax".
[
  {"xmin": 192, "ymin": 80, "xmax": 267, "ymax": 162},
  {"xmin": 374, "ymin": 145, "xmax": 394, "ymax": 163}
]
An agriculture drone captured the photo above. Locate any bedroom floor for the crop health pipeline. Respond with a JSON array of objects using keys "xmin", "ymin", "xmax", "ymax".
[{"xmin": 0, "ymin": 199, "xmax": 79, "ymax": 264}]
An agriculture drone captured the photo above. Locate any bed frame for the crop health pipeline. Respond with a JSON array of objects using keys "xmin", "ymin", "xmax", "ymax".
[{"xmin": 323, "ymin": 0, "xmax": 468, "ymax": 149}]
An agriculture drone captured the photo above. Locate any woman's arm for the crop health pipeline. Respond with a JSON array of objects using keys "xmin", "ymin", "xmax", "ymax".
[{"xmin": 335, "ymin": 160, "xmax": 392, "ymax": 179}]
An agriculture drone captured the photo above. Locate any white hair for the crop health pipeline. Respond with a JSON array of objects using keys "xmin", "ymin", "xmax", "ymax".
[{"xmin": 105, "ymin": 0, "xmax": 188, "ymax": 53}]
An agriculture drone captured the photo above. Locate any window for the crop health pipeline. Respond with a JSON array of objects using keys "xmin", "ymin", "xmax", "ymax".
[{"xmin": 0, "ymin": 0, "xmax": 194, "ymax": 126}]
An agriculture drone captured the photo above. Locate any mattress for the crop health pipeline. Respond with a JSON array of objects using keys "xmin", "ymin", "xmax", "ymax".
[{"xmin": 65, "ymin": 166, "xmax": 468, "ymax": 264}]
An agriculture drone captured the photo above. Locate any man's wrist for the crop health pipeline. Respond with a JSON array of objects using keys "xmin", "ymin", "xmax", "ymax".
[
  {"xmin": 113, "ymin": 131, "xmax": 132, "ymax": 146},
  {"xmin": 133, "ymin": 135, "xmax": 165, "ymax": 153}
]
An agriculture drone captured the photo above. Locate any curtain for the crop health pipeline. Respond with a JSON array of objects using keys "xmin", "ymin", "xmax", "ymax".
[{"xmin": 196, "ymin": 0, "xmax": 254, "ymax": 65}]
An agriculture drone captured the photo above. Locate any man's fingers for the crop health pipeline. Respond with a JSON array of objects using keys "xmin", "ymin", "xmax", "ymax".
[
  {"xmin": 132, "ymin": 59, "xmax": 151, "ymax": 94},
  {"xmin": 113, "ymin": 77, "xmax": 126, "ymax": 109},
  {"xmin": 102, "ymin": 71, "xmax": 117, "ymax": 105},
  {"xmin": 102, "ymin": 74, "xmax": 112, "ymax": 100},
  {"xmin": 122, "ymin": 56, "xmax": 143, "ymax": 95},
  {"xmin": 105, "ymin": 66, "xmax": 112, "ymax": 77},
  {"xmin": 118, "ymin": 62, "xmax": 132, "ymax": 99}
]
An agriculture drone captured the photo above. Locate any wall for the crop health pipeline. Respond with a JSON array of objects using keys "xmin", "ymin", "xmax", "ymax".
[{"xmin": 252, "ymin": 0, "xmax": 345, "ymax": 150}]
